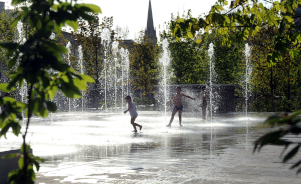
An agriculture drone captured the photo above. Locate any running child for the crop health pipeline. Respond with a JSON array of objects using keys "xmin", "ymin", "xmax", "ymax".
[
  {"xmin": 124, "ymin": 96, "xmax": 142, "ymax": 133},
  {"xmin": 166, "ymin": 87, "xmax": 195, "ymax": 127}
]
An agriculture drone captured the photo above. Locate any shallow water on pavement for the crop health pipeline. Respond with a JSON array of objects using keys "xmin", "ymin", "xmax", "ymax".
[{"xmin": 2, "ymin": 111, "xmax": 299, "ymax": 183}]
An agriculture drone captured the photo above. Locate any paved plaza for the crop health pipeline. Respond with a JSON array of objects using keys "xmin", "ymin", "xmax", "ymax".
[{"xmin": 1, "ymin": 111, "xmax": 300, "ymax": 183}]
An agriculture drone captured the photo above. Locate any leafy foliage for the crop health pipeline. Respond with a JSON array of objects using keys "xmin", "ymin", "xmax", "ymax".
[
  {"xmin": 72, "ymin": 15, "xmax": 114, "ymax": 84},
  {"xmin": 161, "ymin": 11, "xmax": 246, "ymax": 85},
  {"xmin": 163, "ymin": 0, "xmax": 301, "ymax": 174},
  {"xmin": 213, "ymin": 34, "xmax": 244, "ymax": 84},
  {"xmin": 167, "ymin": 0, "xmax": 301, "ymax": 65},
  {"xmin": 167, "ymin": 37, "xmax": 209, "ymax": 84},
  {"xmin": 254, "ymin": 111, "xmax": 301, "ymax": 173},
  {"xmin": 249, "ymin": 26, "xmax": 301, "ymax": 112},
  {"xmin": 0, "ymin": 9, "xmax": 17, "ymax": 82},
  {"xmin": 0, "ymin": 0, "xmax": 99, "ymax": 183},
  {"xmin": 129, "ymin": 32, "xmax": 160, "ymax": 96}
]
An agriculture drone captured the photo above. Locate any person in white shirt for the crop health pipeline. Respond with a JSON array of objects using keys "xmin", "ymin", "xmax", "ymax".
[{"xmin": 124, "ymin": 96, "xmax": 142, "ymax": 133}]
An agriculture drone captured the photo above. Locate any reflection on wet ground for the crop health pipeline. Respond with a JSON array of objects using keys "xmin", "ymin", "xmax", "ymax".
[{"xmin": 1, "ymin": 111, "xmax": 300, "ymax": 183}]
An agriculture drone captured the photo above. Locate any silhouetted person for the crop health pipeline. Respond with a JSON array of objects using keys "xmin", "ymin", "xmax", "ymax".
[
  {"xmin": 204, "ymin": 83, "xmax": 214, "ymax": 119},
  {"xmin": 166, "ymin": 87, "xmax": 195, "ymax": 127},
  {"xmin": 200, "ymin": 86, "xmax": 207, "ymax": 120}
]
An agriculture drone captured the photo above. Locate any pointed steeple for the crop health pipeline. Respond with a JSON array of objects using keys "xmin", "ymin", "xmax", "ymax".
[
  {"xmin": 146, "ymin": 0, "xmax": 154, "ymax": 31},
  {"xmin": 145, "ymin": 0, "xmax": 156, "ymax": 44}
]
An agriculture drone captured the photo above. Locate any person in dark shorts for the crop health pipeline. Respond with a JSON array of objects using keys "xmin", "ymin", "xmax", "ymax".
[
  {"xmin": 200, "ymin": 86, "xmax": 207, "ymax": 120},
  {"xmin": 166, "ymin": 87, "xmax": 195, "ymax": 127}
]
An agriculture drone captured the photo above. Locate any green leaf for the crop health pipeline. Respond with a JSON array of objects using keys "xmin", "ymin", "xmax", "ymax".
[
  {"xmin": 54, "ymin": 23, "xmax": 61, "ymax": 35},
  {"xmin": 0, "ymin": 121, "xmax": 11, "ymax": 138},
  {"xmin": 2, "ymin": 153, "xmax": 19, "ymax": 159},
  {"xmin": 34, "ymin": 100, "xmax": 48, "ymax": 117},
  {"xmin": 66, "ymin": 20, "xmax": 78, "ymax": 32},
  {"xmin": 289, "ymin": 111, "xmax": 301, "ymax": 120},
  {"xmin": 60, "ymin": 83, "xmax": 82, "ymax": 99},
  {"xmin": 283, "ymin": 145, "xmax": 300, "ymax": 163},
  {"xmin": 0, "ymin": 83, "xmax": 15, "ymax": 92},
  {"xmin": 254, "ymin": 130, "xmax": 284, "ymax": 152},
  {"xmin": 74, "ymin": 78, "xmax": 86, "ymax": 90},
  {"xmin": 82, "ymin": 4, "xmax": 102, "ymax": 13},
  {"xmin": 20, "ymin": 144, "xmax": 30, "ymax": 153},
  {"xmin": 0, "ymin": 42, "xmax": 18, "ymax": 49},
  {"xmin": 36, "ymin": 19, "xmax": 42, "ymax": 29},
  {"xmin": 10, "ymin": 16, "xmax": 21, "ymax": 28},
  {"xmin": 11, "ymin": 0, "xmax": 26, "ymax": 5},
  {"xmin": 51, "ymin": 4, "xmax": 59, "ymax": 11},
  {"xmin": 291, "ymin": 159, "xmax": 301, "ymax": 169},
  {"xmin": 297, "ymin": 167, "xmax": 301, "ymax": 174},
  {"xmin": 46, "ymin": 101, "xmax": 57, "ymax": 112},
  {"xmin": 49, "ymin": 86, "xmax": 58, "ymax": 100},
  {"xmin": 7, "ymin": 169, "xmax": 20, "ymax": 182},
  {"xmin": 11, "ymin": 122, "xmax": 21, "ymax": 136},
  {"xmin": 8, "ymin": 54, "xmax": 19, "ymax": 70},
  {"xmin": 284, "ymin": 15, "xmax": 294, "ymax": 24},
  {"xmin": 18, "ymin": 156, "xmax": 24, "ymax": 169},
  {"xmin": 33, "ymin": 160, "xmax": 40, "ymax": 171},
  {"xmin": 270, "ymin": 139, "xmax": 291, "ymax": 146},
  {"xmin": 80, "ymin": 74, "xmax": 95, "ymax": 83}
]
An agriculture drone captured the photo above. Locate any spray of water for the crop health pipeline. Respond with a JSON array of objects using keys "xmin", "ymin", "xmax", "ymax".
[
  {"xmin": 244, "ymin": 43, "xmax": 252, "ymax": 149},
  {"xmin": 17, "ymin": 21, "xmax": 27, "ymax": 126},
  {"xmin": 66, "ymin": 42, "xmax": 72, "ymax": 112},
  {"xmin": 125, "ymin": 49, "xmax": 130, "ymax": 96},
  {"xmin": 119, "ymin": 48, "xmax": 126, "ymax": 109},
  {"xmin": 208, "ymin": 43, "xmax": 214, "ymax": 123},
  {"xmin": 101, "ymin": 28, "xmax": 111, "ymax": 111},
  {"xmin": 78, "ymin": 45, "xmax": 84, "ymax": 112},
  {"xmin": 160, "ymin": 39, "xmax": 170, "ymax": 121},
  {"xmin": 49, "ymin": 32, "xmax": 55, "ymax": 40},
  {"xmin": 112, "ymin": 41, "xmax": 119, "ymax": 110},
  {"xmin": 244, "ymin": 43, "xmax": 251, "ymax": 118}
]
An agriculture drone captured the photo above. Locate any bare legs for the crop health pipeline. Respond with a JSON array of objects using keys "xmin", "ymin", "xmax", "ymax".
[
  {"xmin": 166, "ymin": 109, "xmax": 182, "ymax": 127},
  {"xmin": 202, "ymin": 105, "xmax": 207, "ymax": 120},
  {"xmin": 131, "ymin": 116, "xmax": 142, "ymax": 132},
  {"xmin": 178, "ymin": 110, "xmax": 182, "ymax": 126}
]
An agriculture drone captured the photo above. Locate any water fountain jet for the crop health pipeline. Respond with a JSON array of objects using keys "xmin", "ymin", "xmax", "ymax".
[
  {"xmin": 125, "ymin": 49, "xmax": 130, "ymax": 96},
  {"xmin": 66, "ymin": 42, "xmax": 72, "ymax": 112},
  {"xmin": 112, "ymin": 41, "xmax": 119, "ymax": 110},
  {"xmin": 244, "ymin": 43, "xmax": 251, "ymax": 118},
  {"xmin": 208, "ymin": 43, "xmax": 214, "ymax": 123},
  {"xmin": 101, "ymin": 28, "xmax": 111, "ymax": 111},
  {"xmin": 78, "ymin": 45, "xmax": 84, "ymax": 112},
  {"xmin": 161, "ymin": 39, "xmax": 170, "ymax": 121},
  {"xmin": 119, "ymin": 48, "xmax": 125, "ymax": 109}
]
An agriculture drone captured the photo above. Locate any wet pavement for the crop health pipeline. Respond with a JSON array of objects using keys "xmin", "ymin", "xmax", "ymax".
[{"xmin": 1, "ymin": 111, "xmax": 300, "ymax": 183}]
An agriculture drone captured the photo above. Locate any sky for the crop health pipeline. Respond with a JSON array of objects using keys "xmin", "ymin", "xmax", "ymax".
[
  {"xmin": 3, "ymin": 0, "xmax": 216, "ymax": 40},
  {"xmin": 87, "ymin": 0, "xmax": 216, "ymax": 39}
]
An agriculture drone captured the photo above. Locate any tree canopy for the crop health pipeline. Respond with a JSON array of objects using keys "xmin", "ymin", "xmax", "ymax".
[
  {"xmin": 0, "ymin": 0, "xmax": 100, "ymax": 182},
  {"xmin": 167, "ymin": 0, "xmax": 301, "ymax": 65}
]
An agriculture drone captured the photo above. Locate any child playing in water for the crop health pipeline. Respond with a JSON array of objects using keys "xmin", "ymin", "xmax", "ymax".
[
  {"xmin": 200, "ymin": 86, "xmax": 207, "ymax": 120},
  {"xmin": 124, "ymin": 96, "xmax": 142, "ymax": 133},
  {"xmin": 166, "ymin": 87, "xmax": 196, "ymax": 127}
]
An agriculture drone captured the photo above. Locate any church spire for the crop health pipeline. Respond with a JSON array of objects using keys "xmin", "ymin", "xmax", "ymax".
[
  {"xmin": 146, "ymin": 0, "xmax": 154, "ymax": 31},
  {"xmin": 145, "ymin": 0, "xmax": 156, "ymax": 44}
]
